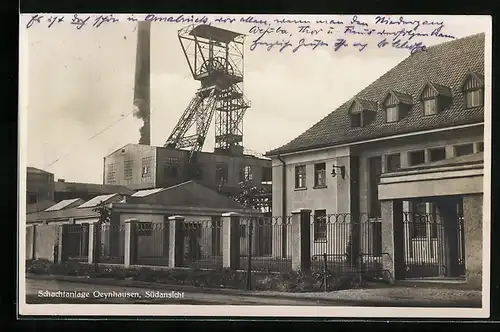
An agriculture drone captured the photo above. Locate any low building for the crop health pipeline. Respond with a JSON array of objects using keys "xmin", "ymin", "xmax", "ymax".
[
  {"xmin": 53, "ymin": 179, "xmax": 135, "ymax": 202},
  {"xmin": 265, "ymin": 33, "xmax": 486, "ymax": 288},
  {"xmin": 26, "ymin": 167, "xmax": 54, "ymax": 204},
  {"xmin": 26, "ymin": 180, "xmax": 262, "ymax": 267}
]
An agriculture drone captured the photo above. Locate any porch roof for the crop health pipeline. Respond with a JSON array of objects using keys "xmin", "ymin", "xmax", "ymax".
[{"xmin": 379, "ymin": 152, "xmax": 484, "ymax": 200}]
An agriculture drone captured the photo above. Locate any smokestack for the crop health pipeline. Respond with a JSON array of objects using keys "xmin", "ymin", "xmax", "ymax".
[{"xmin": 133, "ymin": 21, "xmax": 151, "ymax": 145}]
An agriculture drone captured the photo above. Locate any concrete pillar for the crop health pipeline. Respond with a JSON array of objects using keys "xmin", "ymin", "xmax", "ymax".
[
  {"xmin": 88, "ymin": 223, "xmax": 95, "ymax": 264},
  {"xmin": 445, "ymin": 145, "xmax": 455, "ymax": 159},
  {"xmin": 168, "ymin": 216, "xmax": 185, "ymax": 267},
  {"xmin": 380, "ymin": 200, "xmax": 405, "ymax": 283},
  {"xmin": 463, "ymin": 194, "xmax": 483, "ymax": 290},
  {"xmin": 291, "ymin": 209, "xmax": 311, "ymax": 271},
  {"xmin": 222, "ymin": 212, "xmax": 240, "ymax": 270},
  {"xmin": 124, "ymin": 219, "xmax": 138, "ymax": 268},
  {"xmin": 440, "ymin": 200, "xmax": 460, "ymax": 278}
]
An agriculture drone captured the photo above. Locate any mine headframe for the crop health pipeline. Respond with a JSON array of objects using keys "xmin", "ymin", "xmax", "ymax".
[{"xmin": 164, "ymin": 24, "xmax": 250, "ymax": 161}]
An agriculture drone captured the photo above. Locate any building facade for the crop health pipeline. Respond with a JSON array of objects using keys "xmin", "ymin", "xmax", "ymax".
[
  {"xmin": 103, "ymin": 144, "xmax": 272, "ymax": 196},
  {"xmin": 26, "ymin": 167, "xmax": 55, "ymax": 204},
  {"xmin": 265, "ymin": 33, "xmax": 486, "ymax": 288}
]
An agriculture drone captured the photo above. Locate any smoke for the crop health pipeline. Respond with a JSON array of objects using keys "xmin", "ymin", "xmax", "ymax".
[{"xmin": 133, "ymin": 21, "xmax": 151, "ymax": 145}]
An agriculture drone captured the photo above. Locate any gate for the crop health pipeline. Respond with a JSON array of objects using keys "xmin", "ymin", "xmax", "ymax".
[
  {"xmin": 61, "ymin": 224, "xmax": 89, "ymax": 262},
  {"xmin": 403, "ymin": 211, "xmax": 465, "ymax": 278}
]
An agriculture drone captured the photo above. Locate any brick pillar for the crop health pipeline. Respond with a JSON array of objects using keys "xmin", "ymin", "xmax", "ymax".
[
  {"xmin": 463, "ymin": 194, "xmax": 483, "ymax": 290},
  {"xmin": 291, "ymin": 209, "xmax": 311, "ymax": 272},
  {"xmin": 380, "ymin": 200, "xmax": 405, "ymax": 283},
  {"xmin": 168, "ymin": 216, "xmax": 185, "ymax": 267},
  {"xmin": 222, "ymin": 212, "xmax": 240, "ymax": 270},
  {"xmin": 124, "ymin": 219, "xmax": 138, "ymax": 267},
  {"xmin": 88, "ymin": 223, "xmax": 95, "ymax": 264}
]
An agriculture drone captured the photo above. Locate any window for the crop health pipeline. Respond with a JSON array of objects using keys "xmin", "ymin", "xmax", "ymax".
[
  {"xmin": 411, "ymin": 202, "xmax": 427, "ymax": 238},
  {"xmin": 124, "ymin": 159, "xmax": 134, "ymax": 180},
  {"xmin": 295, "ymin": 165, "xmax": 306, "ymax": 188},
  {"xmin": 192, "ymin": 163, "xmax": 203, "ymax": 180},
  {"xmin": 141, "ymin": 157, "xmax": 152, "ymax": 178},
  {"xmin": 386, "ymin": 106, "xmax": 399, "ymax": 123},
  {"xmin": 464, "ymin": 89, "xmax": 483, "ymax": 108},
  {"xmin": 261, "ymin": 167, "xmax": 272, "ymax": 184},
  {"xmin": 350, "ymin": 113, "xmax": 362, "ymax": 128},
  {"xmin": 314, "ymin": 162, "xmax": 326, "ymax": 187},
  {"xmin": 429, "ymin": 147, "xmax": 446, "ymax": 162},
  {"xmin": 409, "ymin": 150, "xmax": 425, "ymax": 166},
  {"xmin": 423, "ymin": 98, "xmax": 438, "ymax": 116},
  {"xmin": 478, "ymin": 142, "xmax": 484, "ymax": 152},
  {"xmin": 107, "ymin": 163, "xmax": 116, "ymax": 184},
  {"xmin": 313, "ymin": 210, "xmax": 327, "ymax": 241},
  {"xmin": 386, "ymin": 154, "xmax": 400, "ymax": 172},
  {"xmin": 216, "ymin": 163, "xmax": 228, "ymax": 183},
  {"xmin": 454, "ymin": 144, "xmax": 474, "ymax": 157},
  {"xmin": 164, "ymin": 158, "xmax": 179, "ymax": 178},
  {"xmin": 368, "ymin": 157, "xmax": 382, "ymax": 218},
  {"xmin": 244, "ymin": 165, "xmax": 253, "ymax": 181}
]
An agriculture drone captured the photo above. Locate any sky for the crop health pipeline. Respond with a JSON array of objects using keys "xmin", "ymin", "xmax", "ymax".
[{"xmin": 19, "ymin": 14, "xmax": 491, "ymax": 184}]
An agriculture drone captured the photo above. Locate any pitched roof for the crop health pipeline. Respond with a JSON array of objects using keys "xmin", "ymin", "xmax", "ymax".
[
  {"xmin": 26, "ymin": 206, "xmax": 99, "ymax": 223},
  {"xmin": 26, "ymin": 200, "xmax": 56, "ymax": 214},
  {"xmin": 54, "ymin": 181, "xmax": 134, "ymax": 195},
  {"xmin": 77, "ymin": 193, "xmax": 123, "ymax": 208},
  {"xmin": 266, "ymin": 33, "xmax": 485, "ymax": 156},
  {"xmin": 131, "ymin": 188, "xmax": 166, "ymax": 197},
  {"xmin": 127, "ymin": 180, "xmax": 249, "ymax": 211},
  {"xmin": 44, "ymin": 198, "xmax": 84, "ymax": 211},
  {"xmin": 27, "ymin": 167, "xmax": 53, "ymax": 175}
]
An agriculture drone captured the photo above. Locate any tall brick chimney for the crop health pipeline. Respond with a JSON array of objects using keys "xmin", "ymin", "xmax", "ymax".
[{"xmin": 133, "ymin": 21, "xmax": 151, "ymax": 145}]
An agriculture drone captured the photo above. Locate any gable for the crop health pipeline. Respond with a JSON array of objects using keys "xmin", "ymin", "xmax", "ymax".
[{"xmin": 461, "ymin": 72, "xmax": 484, "ymax": 91}]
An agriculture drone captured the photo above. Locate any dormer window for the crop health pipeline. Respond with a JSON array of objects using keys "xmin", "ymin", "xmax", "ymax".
[
  {"xmin": 418, "ymin": 82, "xmax": 452, "ymax": 116},
  {"xmin": 461, "ymin": 72, "xmax": 484, "ymax": 109},
  {"xmin": 348, "ymin": 98, "xmax": 377, "ymax": 128},
  {"xmin": 382, "ymin": 90, "xmax": 413, "ymax": 123}
]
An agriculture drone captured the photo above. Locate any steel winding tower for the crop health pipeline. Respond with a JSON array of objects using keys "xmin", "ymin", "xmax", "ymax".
[{"xmin": 164, "ymin": 24, "xmax": 250, "ymax": 160}]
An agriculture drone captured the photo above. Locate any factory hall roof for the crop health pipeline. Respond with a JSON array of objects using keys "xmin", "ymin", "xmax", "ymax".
[{"xmin": 266, "ymin": 33, "xmax": 485, "ymax": 156}]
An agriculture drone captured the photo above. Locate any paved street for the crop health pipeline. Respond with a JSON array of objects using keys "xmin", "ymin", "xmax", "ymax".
[{"xmin": 25, "ymin": 278, "xmax": 329, "ymax": 305}]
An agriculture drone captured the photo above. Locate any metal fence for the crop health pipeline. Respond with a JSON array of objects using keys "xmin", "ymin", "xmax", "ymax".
[
  {"xmin": 240, "ymin": 216, "xmax": 293, "ymax": 272},
  {"xmin": 402, "ymin": 211, "xmax": 465, "ymax": 278},
  {"xmin": 133, "ymin": 222, "xmax": 170, "ymax": 267},
  {"xmin": 180, "ymin": 218, "xmax": 223, "ymax": 269},
  {"xmin": 98, "ymin": 223, "xmax": 125, "ymax": 264},
  {"xmin": 309, "ymin": 213, "xmax": 384, "ymax": 279},
  {"xmin": 62, "ymin": 224, "xmax": 89, "ymax": 262}
]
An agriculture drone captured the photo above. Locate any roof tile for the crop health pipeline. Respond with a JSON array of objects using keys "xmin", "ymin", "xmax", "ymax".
[{"xmin": 266, "ymin": 33, "xmax": 485, "ymax": 156}]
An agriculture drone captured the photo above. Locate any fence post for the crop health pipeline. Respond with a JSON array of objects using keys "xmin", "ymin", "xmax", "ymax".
[
  {"xmin": 32, "ymin": 224, "xmax": 37, "ymax": 260},
  {"xmin": 380, "ymin": 199, "xmax": 405, "ymax": 283},
  {"xmin": 168, "ymin": 216, "xmax": 185, "ymax": 267},
  {"xmin": 124, "ymin": 219, "xmax": 138, "ymax": 268},
  {"xmin": 56, "ymin": 224, "xmax": 64, "ymax": 263},
  {"xmin": 222, "ymin": 212, "xmax": 240, "ymax": 270},
  {"xmin": 291, "ymin": 209, "xmax": 312, "ymax": 272},
  {"xmin": 88, "ymin": 223, "xmax": 95, "ymax": 264}
]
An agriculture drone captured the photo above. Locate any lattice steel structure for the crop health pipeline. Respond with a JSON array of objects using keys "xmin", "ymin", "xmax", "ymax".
[{"xmin": 164, "ymin": 24, "xmax": 250, "ymax": 160}]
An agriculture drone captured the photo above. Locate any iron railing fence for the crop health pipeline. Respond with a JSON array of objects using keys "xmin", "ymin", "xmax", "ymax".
[
  {"xmin": 309, "ymin": 212, "xmax": 384, "ymax": 279},
  {"xmin": 63, "ymin": 224, "xmax": 90, "ymax": 262},
  {"xmin": 402, "ymin": 211, "xmax": 465, "ymax": 278},
  {"xmin": 239, "ymin": 216, "xmax": 293, "ymax": 273},
  {"xmin": 98, "ymin": 223, "xmax": 125, "ymax": 264},
  {"xmin": 133, "ymin": 222, "xmax": 170, "ymax": 267},
  {"xmin": 180, "ymin": 218, "xmax": 223, "ymax": 270}
]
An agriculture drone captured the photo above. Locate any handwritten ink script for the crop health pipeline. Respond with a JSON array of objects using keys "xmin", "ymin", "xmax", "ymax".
[{"xmin": 24, "ymin": 14, "xmax": 457, "ymax": 55}]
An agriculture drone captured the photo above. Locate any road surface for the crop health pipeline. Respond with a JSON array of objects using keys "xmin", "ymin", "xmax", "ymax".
[{"xmin": 25, "ymin": 278, "xmax": 331, "ymax": 305}]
